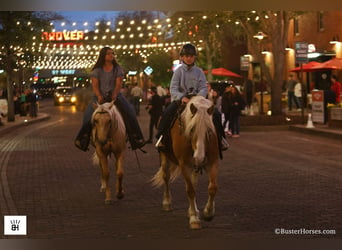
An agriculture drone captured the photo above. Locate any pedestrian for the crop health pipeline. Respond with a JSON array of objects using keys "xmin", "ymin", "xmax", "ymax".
[
  {"xmin": 26, "ymin": 89, "xmax": 38, "ymax": 117},
  {"xmin": 244, "ymin": 78, "xmax": 254, "ymax": 109},
  {"xmin": 294, "ymin": 81, "xmax": 302, "ymax": 110},
  {"xmin": 163, "ymin": 87, "xmax": 171, "ymax": 109},
  {"xmin": 145, "ymin": 86, "xmax": 163, "ymax": 143},
  {"xmin": 230, "ymin": 86, "xmax": 246, "ymax": 138},
  {"xmin": 330, "ymin": 75, "xmax": 341, "ymax": 104},
  {"xmin": 74, "ymin": 46, "xmax": 145, "ymax": 152},
  {"xmin": 221, "ymin": 84, "xmax": 233, "ymax": 136},
  {"xmin": 130, "ymin": 82, "xmax": 143, "ymax": 115},
  {"xmin": 155, "ymin": 43, "xmax": 228, "ymax": 151},
  {"xmin": 156, "ymin": 84, "xmax": 167, "ymax": 97},
  {"xmin": 286, "ymin": 74, "xmax": 300, "ymax": 111},
  {"xmin": 19, "ymin": 90, "xmax": 27, "ymax": 116}
]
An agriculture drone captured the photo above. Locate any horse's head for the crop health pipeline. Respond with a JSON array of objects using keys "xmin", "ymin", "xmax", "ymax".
[
  {"xmin": 92, "ymin": 101, "xmax": 114, "ymax": 146},
  {"xmin": 182, "ymin": 96, "xmax": 216, "ymax": 166}
]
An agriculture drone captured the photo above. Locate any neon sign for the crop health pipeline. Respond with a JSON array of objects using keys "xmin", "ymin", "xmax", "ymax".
[
  {"xmin": 42, "ymin": 31, "xmax": 84, "ymax": 41},
  {"xmin": 52, "ymin": 69, "xmax": 76, "ymax": 75}
]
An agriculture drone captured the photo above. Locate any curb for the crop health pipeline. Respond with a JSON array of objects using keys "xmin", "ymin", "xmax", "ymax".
[
  {"xmin": 0, "ymin": 114, "xmax": 51, "ymax": 137},
  {"xmin": 289, "ymin": 125, "xmax": 342, "ymax": 140}
]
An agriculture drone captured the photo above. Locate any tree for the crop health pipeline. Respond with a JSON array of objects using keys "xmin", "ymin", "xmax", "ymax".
[
  {"xmin": 147, "ymin": 51, "xmax": 173, "ymax": 86},
  {"xmin": 229, "ymin": 11, "xmax": 302, "ymax": 116},
  {"xmin": 0, "ymin": 11, "xmax": 63, "ymax": 121},
  {"xmin": 165, "ymin": 11, "xmax": 230, "ymax": 81}
]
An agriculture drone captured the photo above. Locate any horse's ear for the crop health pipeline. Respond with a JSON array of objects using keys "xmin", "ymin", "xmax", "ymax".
[
  {"xmin": 108, "ymin": 101, "xmax": 114, "ymax": 109},
  {"xmin": 207, "ymin": 104, "xmax": 214, "ymax": 115},
  {"xmin": 190, "ymin": 103, "xmax": 197, "ymax": 115}
]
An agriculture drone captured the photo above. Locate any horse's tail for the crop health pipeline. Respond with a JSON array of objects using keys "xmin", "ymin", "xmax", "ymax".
[{"xmin": 151, "ymin": 161, "xmax": 181, "ymax": 188}]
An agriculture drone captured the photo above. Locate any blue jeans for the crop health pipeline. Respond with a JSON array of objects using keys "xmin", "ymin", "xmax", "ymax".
[{"xmin": 288, "ymin": 91, "xmax": 300, "ymax": 110}]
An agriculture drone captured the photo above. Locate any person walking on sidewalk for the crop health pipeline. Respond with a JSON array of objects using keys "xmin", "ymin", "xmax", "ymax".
[
  {"xmin": 221, "ymin": 84, "xmax": 233, "ymax": 136},
  {"xmin": 286, "ymin": 74, "xmax": 301, "ymax": 111},
  {"xmin": 330, "ymin": 75, "xmax": 341, "ymax": 104},
  {"xmin": 74, "ymin": 46, "xmax": 145, "ymax": 152},
  {"xmin": 229, "ymin": 86, "xmax": 245, "ymax": 138},
  {"xmin": 130, "ymin": 82, "xmax": 143, "ymax": 116},
  {"xmin": 145, "ymin": 86, "xmax": 163, "ymax": 143}
]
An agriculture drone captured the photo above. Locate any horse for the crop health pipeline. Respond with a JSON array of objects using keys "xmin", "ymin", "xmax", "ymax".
[
  {"xmin": 151, "ymin": 96, "xmax": 219, "ymax": 229},
  {"xmin": 91, "ymin": 101, "xmax": 127, "ymax": 204}
]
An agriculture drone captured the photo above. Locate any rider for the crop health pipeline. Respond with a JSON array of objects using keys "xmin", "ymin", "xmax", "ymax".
[
  {"xmin": 74, "ymin": 46, "xmax": 145, "ymax": 152},
  {"xmin": 155, "ymin": 43, "xmax": 228, "ymax": 152}
]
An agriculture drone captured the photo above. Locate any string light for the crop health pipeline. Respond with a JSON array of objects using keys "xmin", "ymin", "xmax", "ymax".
[{"xmin": 5, "ymin": 16, "xmax": 207, "ymax": 70}]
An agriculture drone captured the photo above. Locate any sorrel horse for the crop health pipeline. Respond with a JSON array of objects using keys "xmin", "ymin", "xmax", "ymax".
[
  {"xmin": 151, "ymin": 96, "xmax": 219, "ymax": 229},
  {"xmin": 91, "ymin": 101, "xmax": 127, "ymax": 204}
]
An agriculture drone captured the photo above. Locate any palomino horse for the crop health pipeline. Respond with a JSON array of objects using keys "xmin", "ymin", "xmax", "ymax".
[
  {"xmin": 91, "ymin": 101, "xmax": 126, "ymax": 204},
  {"xmin": 152, "ymin": 96, "xmax": 219, "ymax": 229}
]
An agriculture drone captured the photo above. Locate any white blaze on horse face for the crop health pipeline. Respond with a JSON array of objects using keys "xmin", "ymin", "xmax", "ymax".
[
  {"xmin": 193, "ymin": 133, "xmax": 205, "ymax": 166},
  {"xmin": 95, "ymin": 112, "xmax": 111, "ymax": 144}
]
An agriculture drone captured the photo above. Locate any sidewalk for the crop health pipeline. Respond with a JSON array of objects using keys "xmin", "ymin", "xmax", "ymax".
[
  {"xmin": 0, "ymin": 113, "xmax": 50, "ymax": 137},
  {"xmin": 289, "ymin": 123, "xmax": 342, "ymax": 140},
  {"xmin": 0, "ymin": 110, "xmax": 341, "ymax": 141}
]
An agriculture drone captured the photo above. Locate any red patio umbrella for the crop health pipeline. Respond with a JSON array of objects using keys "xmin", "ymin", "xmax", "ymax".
[
  {"xmin": 311, "ymin": 58, "xmax": 342, "ymax": 70},
  {"xmin": 289, "ymin": 61, "xmax": 322, "ymax": 72},
  {"xmin": 211, "ymin": 67, "xmax": 242, "ymax": 78}
]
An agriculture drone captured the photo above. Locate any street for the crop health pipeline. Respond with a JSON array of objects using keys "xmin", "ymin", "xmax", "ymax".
[{"xmin": 0, "ymin": 98, "xmax": 341, "ymax": 239}]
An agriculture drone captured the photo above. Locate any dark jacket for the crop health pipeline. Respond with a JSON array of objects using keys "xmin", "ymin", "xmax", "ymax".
[{"xmin": 148, "ymin": 94, "xmax": 163, "ymax": 117}]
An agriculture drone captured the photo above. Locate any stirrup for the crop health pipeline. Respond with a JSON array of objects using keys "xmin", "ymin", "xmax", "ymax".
[{"xmin": 155, "ymin": 135, "xmax": 163, "ymax": 148}]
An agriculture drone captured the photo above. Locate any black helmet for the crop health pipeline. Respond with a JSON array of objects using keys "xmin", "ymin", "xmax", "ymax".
[{"xmin": 179, "ymin": 43, "xmax": 197, "ymax": 56}]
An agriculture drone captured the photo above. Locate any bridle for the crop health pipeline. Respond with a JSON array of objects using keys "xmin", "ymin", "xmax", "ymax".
[{"xmin": 93, "ymin": 110, "xmax": 118, "ymax": 147}]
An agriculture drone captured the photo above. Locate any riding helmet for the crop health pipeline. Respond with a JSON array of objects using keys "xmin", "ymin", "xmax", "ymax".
[{"xmin": 179, "ymin": 43, "xmax": 197, "ymax": 56}]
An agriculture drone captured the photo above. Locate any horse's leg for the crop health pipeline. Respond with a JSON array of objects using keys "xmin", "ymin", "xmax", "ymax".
[
  {"xmin": 114, "ymin": 151, "xmax": 124, "ymax": 200},
  {"xmin": 203, "ymin": 162, "xmax": 218, "ymax": 221},
  {"xmin": 182, "ymin": 165, "xmax": 201, "ymax": 229},
  {"xmin": 160, "ymin": 153, "xmax": 172, "ymax": 211},
  {"xmin": 98, "ymin": 153, "xmax": 112, "ymax": 204}
]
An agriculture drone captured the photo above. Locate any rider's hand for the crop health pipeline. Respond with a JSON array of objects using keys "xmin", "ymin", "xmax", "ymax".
[
  {"xmin": 97, "ymin": 95, "xmax": 104, "ymax": 104},
  {"xmin": 181, "ymin": 97, "xmax": 190, "ymax": 104}
]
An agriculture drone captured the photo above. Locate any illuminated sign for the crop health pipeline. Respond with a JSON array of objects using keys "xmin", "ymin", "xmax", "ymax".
[
  {"xmin": 42, "ymin": 31, "xmax": 84, "ymax": 41},
  {"xmin": 128, "ymin": 71, "xmax": 138, "ymax": 75},
  {"xmin": 144, "ymin": 66, "xmax": 153, "ymax": 75},
  {"xmin": 295, "ymin": 42, "xmax": 309, "ymax": 64},
  {"xmin": 52, "ymin": 69, "xmax": 76, "ymax": 75}
]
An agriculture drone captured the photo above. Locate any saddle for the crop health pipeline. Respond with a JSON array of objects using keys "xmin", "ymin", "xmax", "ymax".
[
  {"xmin": 158, "ymin": 102, "xmax": 187, "ymax": 163},
  {"xmin": 159, "ymin": 98, "xmax": 224, "ymax": 160}
]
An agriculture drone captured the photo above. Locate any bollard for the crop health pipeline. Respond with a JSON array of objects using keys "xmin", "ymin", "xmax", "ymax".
[{"xmin": 306, "ymin": 113, "xmax": 315, "ymax": 128}]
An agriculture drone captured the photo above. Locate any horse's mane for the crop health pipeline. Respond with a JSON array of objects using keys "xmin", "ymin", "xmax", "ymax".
[
  {"xmin": 91, "ymin": 102, "xmax": 125, "ymax": 133},
  {"xmin": 181, "ymin": 96, "xmax": 216, "ymax": 138}
]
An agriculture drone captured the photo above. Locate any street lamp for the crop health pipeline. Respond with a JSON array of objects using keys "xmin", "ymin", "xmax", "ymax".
[{"xmin": 253, "ymin": 31, "xmax": 267, "ymax": 115}]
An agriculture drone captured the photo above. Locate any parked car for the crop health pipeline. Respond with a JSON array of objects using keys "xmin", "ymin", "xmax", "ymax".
[{"xmin": 53, "ymin": 86, "xmax": 77, "ymax": 106}]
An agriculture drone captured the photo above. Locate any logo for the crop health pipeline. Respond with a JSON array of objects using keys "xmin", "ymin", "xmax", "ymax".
[{"xmin": 4, "ymin": 216, "xmax": 27, "ymax": 235}]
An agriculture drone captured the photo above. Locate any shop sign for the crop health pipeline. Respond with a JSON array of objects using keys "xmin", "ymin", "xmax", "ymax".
[
  {"xmin": 42, "ymin": 31, "xmax": 84, "ymax": 41},
  {"xmin": 52, "ymin": 69, "xmax": 76, "ymax": 75},
  {"xmin": 311, "ymin": 90, "xmax": 324, "ymax": 123},
  {"xmin": 295, "ymin": 42, "xmax": 309, "ymax": 64},
  {"xmin": 240, "ymin": 56, "xmax": 250, "ymax": 71}
]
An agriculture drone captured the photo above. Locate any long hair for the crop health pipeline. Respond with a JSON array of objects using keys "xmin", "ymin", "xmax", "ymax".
[{"xmin": 92, "ymin": 46, "xmax": 119, "ymax": 70}]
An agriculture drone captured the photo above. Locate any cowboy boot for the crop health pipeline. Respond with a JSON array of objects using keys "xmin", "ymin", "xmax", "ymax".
[{"xmin": 74, "ymin": 122, "xmax": 92, "ymax": 152}]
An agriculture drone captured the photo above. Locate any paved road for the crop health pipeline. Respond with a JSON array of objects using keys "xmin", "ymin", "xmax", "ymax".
[{"xmin": 0, "ymin": 99, "xmax": 341, "ymax": 239}]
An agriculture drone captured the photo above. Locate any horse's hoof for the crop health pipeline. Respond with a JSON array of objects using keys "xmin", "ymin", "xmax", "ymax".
[
  {"xmin": 104, "ymin": 199, "xmax": 113, "ymax": 205},
  {"xmin": 116, "ymin": 192, "xmax": 124, "ymax": 200},
  {"xmin": 190, "ymin": 221, "xmax": 202, "ymax": 230},
  {"xmin": 202, "ymin": 214, "xmax": 214, "ymax": 221},
  {"xmin": 203, "ymin": 207, "xmax": 215, "ymax": 221},
  {"xmin": 162, "ymin": 204, "xmax": 172, "ymax": 211}
]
